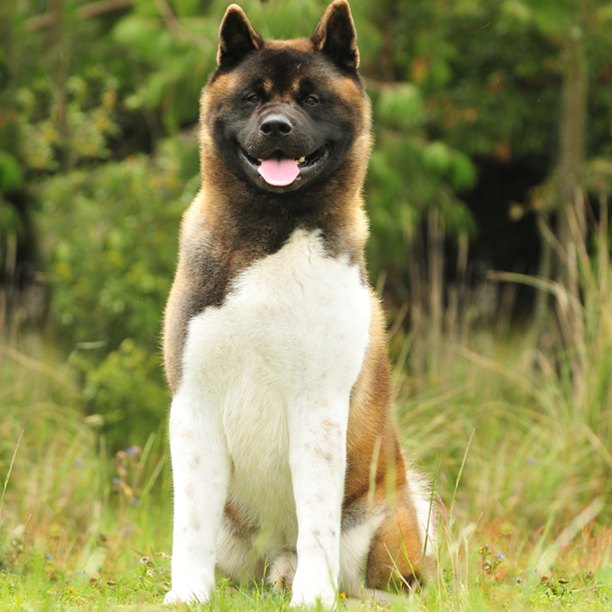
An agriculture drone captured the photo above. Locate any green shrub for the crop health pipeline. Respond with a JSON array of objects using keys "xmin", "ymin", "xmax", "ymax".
[{"xmin": 35, "ymin": 137, "xmax": 199, "ymax": 448}]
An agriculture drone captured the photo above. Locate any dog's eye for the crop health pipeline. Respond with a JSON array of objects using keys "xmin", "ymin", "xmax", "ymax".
[
  {"xmin": 246, "ymin": 94, "xmax": 261, "ymax": 105},
  {"xmin": 304, "ymin": 95, "xmax": 320, "ymax": 107}
]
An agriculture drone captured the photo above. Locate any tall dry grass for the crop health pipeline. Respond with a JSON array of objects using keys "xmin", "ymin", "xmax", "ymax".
[
  {"xmin": 391, "ymin": 195, "xmax": 612, "ymax": 609},
  {"xmin": 0, "ymin": 337, "xmax": 170, "ymax": 580}
]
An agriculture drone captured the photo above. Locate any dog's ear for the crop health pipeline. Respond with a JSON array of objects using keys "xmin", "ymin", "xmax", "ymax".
[
  {"xmin": 311, "ymin": 0, "xmax": 359, "ymax": 71},
  {"xmin": 217, "ymin": 4, "xmax": 264, "ymax": 68}
]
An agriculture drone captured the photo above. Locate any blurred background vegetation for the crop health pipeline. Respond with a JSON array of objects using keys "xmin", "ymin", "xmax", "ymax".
[{"xmin": 1, "ymin": 0, "xmax": 612, "ymax": 579}]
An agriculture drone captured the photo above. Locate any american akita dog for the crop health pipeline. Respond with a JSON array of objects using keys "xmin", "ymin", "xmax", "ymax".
[{"xmin": 163, "ymin": 0, "xmax": 434, "ymax": 606}]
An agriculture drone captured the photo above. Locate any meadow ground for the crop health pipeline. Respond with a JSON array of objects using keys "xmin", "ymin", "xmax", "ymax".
[{"xmin": 1, "ymin": 314, "xmax": 611, "ymax": 612}]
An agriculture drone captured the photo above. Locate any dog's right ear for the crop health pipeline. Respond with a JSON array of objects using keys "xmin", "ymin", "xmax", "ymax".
[{"xmin": 217, "ymin": 4, "xmax": 263, "ymax": 68}]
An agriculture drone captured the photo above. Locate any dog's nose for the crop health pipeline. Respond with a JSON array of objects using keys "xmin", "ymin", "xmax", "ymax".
[{"xmin": 260, "ymin": 114, "xmax": 293, "ymax": 138}]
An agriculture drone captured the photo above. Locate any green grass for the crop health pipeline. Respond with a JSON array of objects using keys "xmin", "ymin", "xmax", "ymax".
[{"xmin": 2, "ymin": 328, "xmax": 611, "ymax": 612}]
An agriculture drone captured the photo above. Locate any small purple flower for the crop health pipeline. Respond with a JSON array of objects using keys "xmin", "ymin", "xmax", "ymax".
[
  {"xmin": 527, "ymin": 457, "xmax": 535, "ymax": 466},
  {"xmin": 112, "ymin": 477, "xmax": 120, "ymax": 484},
  {"xmin": 498, "ymin": 553, "xmax": 505, "ymax": 559},
  {"xmin": 75, "ymin": 459, "xmax": 84, "ymax": 468},
  {"xmin": 126, "ymin": 447, "xmax": 137, "ymax": 456},
  {"xmin": 130, "ymin": 497, "xmax": 139, "ymax": 506},
  {"xmin": 46, "ymin": 554, "xmax": 54, "ymax": 560}
]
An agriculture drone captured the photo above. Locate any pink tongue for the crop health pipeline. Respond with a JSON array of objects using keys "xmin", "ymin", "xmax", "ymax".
[{"xmin": 258, "ymin": 157, "xmax": 300, "ymax": 186}]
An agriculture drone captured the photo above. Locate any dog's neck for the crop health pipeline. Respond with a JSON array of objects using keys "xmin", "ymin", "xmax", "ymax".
[{"xmin": 196, "ymin": 146, "xmax": 369, "ymax": 263}]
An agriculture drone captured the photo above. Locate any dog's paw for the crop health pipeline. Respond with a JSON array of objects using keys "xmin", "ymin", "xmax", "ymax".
[
  {"xmin": 290, "ymin": 578, "xmax": 336, "ymax": 609},
  {"xmin": 163, "ymin": 590, "xmax": 182, "ymax": 605},
  {"xmin": 268, "ymin": 551, "xmax": 297, "ymax": 593},
  {"xmin": 289, "ymin": 590, "xmax": 336, "ymax": 609},
  {"xmin": 163, "ymin": 587, "xmax": 210, "ymax": 606},
  {"xmin": 289, "ymin": 559, "xmax": 338, "ymax": 608}
]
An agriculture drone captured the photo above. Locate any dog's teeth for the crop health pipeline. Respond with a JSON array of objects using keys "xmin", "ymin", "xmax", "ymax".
[{"xmin": 297, "ymin": 156, "xmax": 306, "ymax": 163}]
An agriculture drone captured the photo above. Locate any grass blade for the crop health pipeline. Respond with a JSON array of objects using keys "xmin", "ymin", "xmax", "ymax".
[
  {"xmin": 449, "ymin": 428, "xmax": 474, "ymax": 521},
  {"xmin": 0, "ymin": 429, "xmax": 24, "ymax": 520}
]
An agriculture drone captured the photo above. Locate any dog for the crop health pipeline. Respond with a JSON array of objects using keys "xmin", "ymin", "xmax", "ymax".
[{"xmin": 162, "ymin": 0, "xmax": 434, "ymax": 606}]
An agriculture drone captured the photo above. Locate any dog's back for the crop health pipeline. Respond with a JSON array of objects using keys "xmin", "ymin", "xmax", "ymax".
[{"xmin": 163, "ymin": 1, "xmax": 433, "ymax": 606}]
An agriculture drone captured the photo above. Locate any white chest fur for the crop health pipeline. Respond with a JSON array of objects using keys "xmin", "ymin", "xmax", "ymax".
[{"xmin": 167, "ymin": 229, "xmax": 372, "ymax": 605}]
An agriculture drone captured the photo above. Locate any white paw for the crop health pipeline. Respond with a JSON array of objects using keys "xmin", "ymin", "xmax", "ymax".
[
  {"xmin": 290, "ymin": 573, "xmax": 336, "ymax": 609},
  {"xmin": 268, "ymin": 551, "xmax": 297, "ymax": 593},
  {"xmin": 289, "ymin": 589, "xmax": 336, "ymax": 609},
  {"xmin": 163, "ymin": 587, "xmax": 210, "ymax": 605},
  {"xmin": 288, "ymin": 557, "xmax": 338, "ymax": 608}
]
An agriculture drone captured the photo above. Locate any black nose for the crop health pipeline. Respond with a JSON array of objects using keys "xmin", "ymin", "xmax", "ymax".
[{"xmin": 260, "ymin": 114, "xmax": 293, "ymax": 138}]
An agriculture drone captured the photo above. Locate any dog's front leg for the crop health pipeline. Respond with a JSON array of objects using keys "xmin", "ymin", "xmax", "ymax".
[
  {"xmin": 164, "ymin": 391, "xmax": 229, "ymax": 604},
  {"xmin": 288, "ymin": 395, "xmax": 348, "ymax": 607}
]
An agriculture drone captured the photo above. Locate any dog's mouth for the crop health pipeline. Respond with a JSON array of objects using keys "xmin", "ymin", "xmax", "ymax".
[{"xmin": 238, "ymin": 145, "xmax": 330, "ymax": 189}]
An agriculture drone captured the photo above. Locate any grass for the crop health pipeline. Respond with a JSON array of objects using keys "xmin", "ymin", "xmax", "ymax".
[
  {"xmin": 1, "ymin": 207, "xmax": 611, "ymax": 610},
  {"xmin": 2, "ymin": 327, "xmax": 611, "ymax": 612}
]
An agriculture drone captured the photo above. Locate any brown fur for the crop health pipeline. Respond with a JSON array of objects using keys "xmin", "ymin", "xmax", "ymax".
[{"xmin": 163, "ymin": 0, "xmax": 429, "ymax": 594}]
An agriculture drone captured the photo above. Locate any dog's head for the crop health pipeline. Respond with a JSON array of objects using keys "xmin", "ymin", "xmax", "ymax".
[{"xmin": 199, "ymin": 0, "xmax": 371, "ymax": 196}]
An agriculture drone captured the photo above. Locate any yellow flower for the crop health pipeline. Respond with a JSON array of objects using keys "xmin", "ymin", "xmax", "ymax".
[{"xmin": 340, "ymin": 592, "xmax": 346, "ymax": 600}]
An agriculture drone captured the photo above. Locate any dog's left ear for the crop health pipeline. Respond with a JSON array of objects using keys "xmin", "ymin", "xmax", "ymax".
[
  {"xmin": 311, "ymin": 0, "xmax": 359, "ymax": 71},
  {"xmin": 217, "ymin": 4, "xmax": 264, "ymax": 68}
]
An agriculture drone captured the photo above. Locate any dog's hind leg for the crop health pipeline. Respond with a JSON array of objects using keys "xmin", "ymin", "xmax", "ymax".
[
  {"xmin": 216, "ymin": 514, "xmax": 266, "ymax": 585},
  {"xmin": 365, "ymin": 505, "xmax": 423, "ymax": 590},
  {"xmin": 267, "ymin": 550, "xmax": 297, "ymax": 593},
  {"xmin": 364, "ymin": 473, "xmax": 435, "ymax": 591},
  {"xmin": 335, "ymin": 500, "xmax": 391, "ymax": 597}
]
